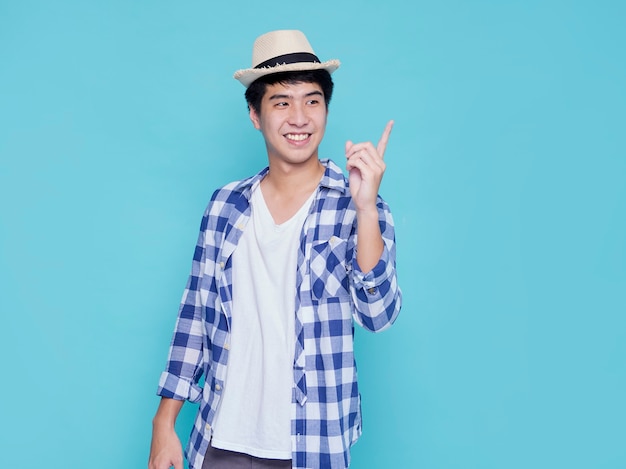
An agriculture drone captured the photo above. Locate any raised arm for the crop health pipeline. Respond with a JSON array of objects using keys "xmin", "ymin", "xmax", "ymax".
[{"xmin": 345, "ymin": 120, "xmax": 394, "ymax": 272}]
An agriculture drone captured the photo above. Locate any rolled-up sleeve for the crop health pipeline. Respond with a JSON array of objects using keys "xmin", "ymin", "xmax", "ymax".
[
  {"xmin": 157, "ymin": 211, "xmax": 210, "ymax": 403},
  {"xmin": 350, "ymin": 198, "xmax": 402, "ymax": 332}
]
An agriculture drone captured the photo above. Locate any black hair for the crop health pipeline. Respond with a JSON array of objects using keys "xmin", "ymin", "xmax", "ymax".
[{"xmin": 244, "ymin": 69, "xmax": 334, "ymax": 114}]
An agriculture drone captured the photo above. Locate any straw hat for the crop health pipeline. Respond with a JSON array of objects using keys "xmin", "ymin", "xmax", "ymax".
[{"xmin": 233, "ymin": 30, "xmax": 340, "ymax": 87}]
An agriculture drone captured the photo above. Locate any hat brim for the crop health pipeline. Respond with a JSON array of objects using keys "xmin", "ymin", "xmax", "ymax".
[{"xmin": 233, "ymin": 59, "xmax": 340, "ymax": 88}]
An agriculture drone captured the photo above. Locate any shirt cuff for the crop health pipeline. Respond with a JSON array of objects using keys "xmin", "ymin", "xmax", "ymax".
[
  {"xmin": 157, "ymin": 371, "xmax": 203, "ymax": 403},
  {"xmin": 351, "ymin": 244, "xmax": 393, "ymax": 294}
]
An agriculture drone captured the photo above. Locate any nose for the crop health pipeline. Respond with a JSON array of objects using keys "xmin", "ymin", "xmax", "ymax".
[{"xmin": 288, "ymin": 102, "xmax": 308, "ymax": 127}]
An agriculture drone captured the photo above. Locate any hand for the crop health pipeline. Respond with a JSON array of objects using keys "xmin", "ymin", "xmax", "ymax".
[
  {"xmin": 148, "ymin": 424, "xmax": 183, "ymax": 469},
  {"xmin": 345, "ymin": 120, "xmax": 394, "ymax": 212}
]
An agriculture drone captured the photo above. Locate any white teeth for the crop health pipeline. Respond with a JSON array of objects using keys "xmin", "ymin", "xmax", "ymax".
[{"xmin": 286, "ymin": 134, "xmax": 309, "ymax": 142}]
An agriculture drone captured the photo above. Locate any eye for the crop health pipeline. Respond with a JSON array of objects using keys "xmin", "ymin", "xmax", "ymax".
[
  {"xmin": 307, "ymin": 99, "xmax": 320, "ymax": 105},
  {"xmin": 275, "ymin": 102, "xmax": 289, "ymax": 108}
]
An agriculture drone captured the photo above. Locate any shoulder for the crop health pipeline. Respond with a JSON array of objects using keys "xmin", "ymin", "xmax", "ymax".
[
  {"xmin": 207, "ymin": 166, "xmax": 268, "ymax": 208},
  {"xmin": 196, "ymin": 179, "xmax": 249, "ymax": 235},
  {"xmin": 209, "ymin": 179, "xmax": 247, "ymax": 205}
]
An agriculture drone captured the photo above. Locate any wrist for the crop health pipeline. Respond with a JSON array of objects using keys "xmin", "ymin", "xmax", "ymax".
[
  {"xmin": 152, "ymin": 414, "xmax": 176, "ymax": 430},
  {"xmin": 355, "ymin": 205, "xmax": 379, "ymax": 221}
]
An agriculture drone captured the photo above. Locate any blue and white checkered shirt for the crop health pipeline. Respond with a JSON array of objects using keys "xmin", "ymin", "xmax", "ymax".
[{"xmin": 157, "ymin": 159, "xmax": 402, "ymax": 469}]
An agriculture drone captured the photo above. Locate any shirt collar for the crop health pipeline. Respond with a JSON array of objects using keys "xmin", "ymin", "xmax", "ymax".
[{"xmin": 318, "ymin": 159, "xmax": 347, "ymax": 194}]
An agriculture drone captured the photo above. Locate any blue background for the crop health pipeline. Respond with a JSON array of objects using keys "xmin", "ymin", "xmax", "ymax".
[{"xmin": 1, "ymin": 1, "xmax": 624, "ymax": 468}]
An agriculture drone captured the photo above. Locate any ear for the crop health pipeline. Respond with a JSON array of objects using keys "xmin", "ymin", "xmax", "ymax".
[{"xmin": 249, "ymin": 106, "xmax": 261, "ymax": 130}]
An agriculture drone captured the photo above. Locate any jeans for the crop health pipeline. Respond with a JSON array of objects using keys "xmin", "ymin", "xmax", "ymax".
[{"xmin": 201, "ymin": 444, "xmax": 292, "ymax": 469}]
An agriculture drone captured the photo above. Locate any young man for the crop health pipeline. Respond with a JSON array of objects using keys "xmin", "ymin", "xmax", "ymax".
[{"xmin": 148, "ymin": 30, "xmax": 402, "ymax": 469}]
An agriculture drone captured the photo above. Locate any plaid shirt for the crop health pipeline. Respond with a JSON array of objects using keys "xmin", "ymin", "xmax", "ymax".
[{"xmin": 157, "ymin": 159, "xmax": 402, "ymax": 469}]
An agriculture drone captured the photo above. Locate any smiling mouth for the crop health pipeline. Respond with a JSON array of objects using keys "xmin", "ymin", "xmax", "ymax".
[{"xmin": 285, "ymin": 133, "xmax": 311, "ymax": 142}]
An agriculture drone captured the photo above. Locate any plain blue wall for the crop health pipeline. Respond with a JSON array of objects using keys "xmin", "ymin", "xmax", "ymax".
[{"xmin": 1, "ymin": 1, "xmax": 624, "ymax": 468}]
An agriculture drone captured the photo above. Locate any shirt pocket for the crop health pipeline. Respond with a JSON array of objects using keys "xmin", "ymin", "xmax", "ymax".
[{"xmin": 309, "ymin": 236, "xmax": 351, "ymax": 300}]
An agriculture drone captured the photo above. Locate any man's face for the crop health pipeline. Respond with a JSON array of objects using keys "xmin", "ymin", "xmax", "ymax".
[{"xmin": 249, "ymin": 81, "xmax": 328, "ymax": 167}]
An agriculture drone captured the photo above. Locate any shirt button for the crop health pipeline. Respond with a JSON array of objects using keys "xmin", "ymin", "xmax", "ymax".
[
  {"xmin": 205, "ymin": 423, "xmax": 211, "ymax": 432},
  {"xmin": 219, "ymin": 261, "xmax": 225, "ymax": 269},
  {"xmin": 215, "ymin": 384, "xmax": 222, "ymax": 391},
  {"xmin": 367, "ymin": 287, "xmax": 377, "ymax": 295},
  {"xmin": 223, "ymin": 343, "xmax": 230, "ymax": 351}
]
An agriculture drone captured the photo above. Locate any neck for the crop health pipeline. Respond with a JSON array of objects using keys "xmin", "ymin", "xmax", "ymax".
[{"xmin": 263, "ymin": 157, "xmax": 325, "ymax": 195}]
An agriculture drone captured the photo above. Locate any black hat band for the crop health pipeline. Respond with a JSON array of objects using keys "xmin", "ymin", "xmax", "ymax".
[{"xmin": 254, "ymin": 52, "xmax": 321, "ymax": 69}]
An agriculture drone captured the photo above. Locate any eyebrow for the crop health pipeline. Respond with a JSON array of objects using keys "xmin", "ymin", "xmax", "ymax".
[{"xmin": 268, "ymin": 90, "xmax": 324, "ymax": 101}]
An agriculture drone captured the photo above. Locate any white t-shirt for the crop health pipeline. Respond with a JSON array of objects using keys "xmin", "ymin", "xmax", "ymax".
[{"xmin": 211, "ymin": 184, "xmax": 316, "ymax": 459}]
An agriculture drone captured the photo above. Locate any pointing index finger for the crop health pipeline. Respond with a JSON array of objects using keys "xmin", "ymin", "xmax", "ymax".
[{"xmin": 377, "ymin": 120, "xmax": 394, "ymax": 159}]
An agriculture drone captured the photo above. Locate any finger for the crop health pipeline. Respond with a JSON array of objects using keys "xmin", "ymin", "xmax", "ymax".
[
  {"xmin": 377, "ymin": 120, "xmax": 394, "ymax": 158},
  {"xmin": 345, "ymin": 140, "xmax": 354, "ymax": 155},
  {"xmin": 346, "ymin": 148, "xmax": 366, "ymax": 167},
  {"xmin": 346, "ymin": 142, "xmax": 376, "ymax": 160},
  {"xmin": 348, "ymin": 141, "xmax": 385, "ymax": 164},
  {"xmin": 349, "ymin": 146, "xmax": 385, "ymax": 172},
  {"xmin": 347, "ymin": 151, "xmax": 381, "ymax": 177},
  {"xmin": 346, "ymin": 141, "xmax": 371, "ymax": 153},
  {"xmin": 346, "ymin": 155, "xmax": 368, "ymax": 175}
]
